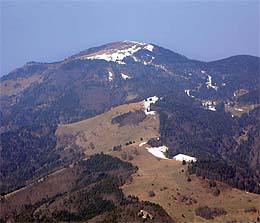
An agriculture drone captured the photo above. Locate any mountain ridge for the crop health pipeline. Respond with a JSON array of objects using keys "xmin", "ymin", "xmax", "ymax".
[{"xmin": 2, "ymin": 41, "xmax": 259, "ymax": 80}]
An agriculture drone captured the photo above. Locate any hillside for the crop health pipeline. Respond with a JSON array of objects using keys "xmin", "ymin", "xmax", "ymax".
[
  {"xmin": 0, "ymin": 41, "xmax": 259, "ymax": 222},
  {"xmin": 1, "ymin": 101, "xmax": 259, "ymax": 222},
  {"xmin": 54, "ymin": 99, "xmax": 260, "ymax": 222},
  {"xmin": 1, "ymin": 153, "xmax": 173, "ymax": 222}
]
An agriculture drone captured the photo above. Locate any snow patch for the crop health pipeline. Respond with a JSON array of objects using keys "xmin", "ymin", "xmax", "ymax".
[
  {"xmin": 108, "ymin": 71, "xmax": 114, "ymax": 81},
  {"xmin": 184, "ymin": 89, "xmax": 195, "ymax": 98},
  {"xmin": 139, "ymin": 141, "xmax": 147, "ymax": 147},
  {"xmin": 143, "ymin": 96, "xmax": 159, "ymax": 115},
  {"xmin": 201, "ymin": 71, "xmax": 218, "ymax": 90},
  {"xmin": 144, "ymin": 44, "xmax": 154, "ymax": 52},
  {"xmin": 125, "ymin": 41, "xmax": 154, "ymax": 52},
  {"xmin": 206, "ymin": 75, "xmax": 218, "ymax": 90},
  {"xmin": 132, "ymin": 54, "xmax": 155, "ymax": 66},
  {"xmin": 202, "ymin": 100, "xmax": 217, "ymax": 111},
  {"xmin": 153, "ymin": 64, "xmax": 168, "ymax": 72},
  {"xmin": 37, "ymin": 178, "xmax": 44, "ymax": 183},
  {"xmin": 145, "ymin": 146, "xmax": 197, "ymax": 162},
  {"xmin": 121, "ymin": 72, "xmax": 131, "ymax": 80},
  {"xmin": 173, "ymin": 154, "xmax": 197, "ymax": 162},
  {"xmin": 131, "ymin": 55, "xmax": 139, "ymax": 62},
  {"xmin": 146, "ymin": 146, "xmax": 169, "ymax": 159}
]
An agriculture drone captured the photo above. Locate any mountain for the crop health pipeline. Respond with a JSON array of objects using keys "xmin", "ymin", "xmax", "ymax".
[
  {"xmin": 1, "ymin": 41, "xmax": 259, "ymax": 125},
  {"xmin": 0, "ymin": 41, "xmax": 259, "ymax": 222}
]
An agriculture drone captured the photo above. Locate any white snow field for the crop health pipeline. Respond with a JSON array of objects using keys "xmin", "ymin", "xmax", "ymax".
[{"xmin": 146, "ymin": 146, "xmax": 169, "ymax": 159}]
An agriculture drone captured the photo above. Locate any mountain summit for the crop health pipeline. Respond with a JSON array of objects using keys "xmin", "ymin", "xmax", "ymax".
[{"xmin": 74, "ymin": 41, "xmax": 155, "ymax": 64}]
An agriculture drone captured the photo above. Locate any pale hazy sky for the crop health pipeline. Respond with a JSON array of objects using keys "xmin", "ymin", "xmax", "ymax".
[{"xmin": 1, "ymin": 0, "xmax": 259, "ymax": 76}]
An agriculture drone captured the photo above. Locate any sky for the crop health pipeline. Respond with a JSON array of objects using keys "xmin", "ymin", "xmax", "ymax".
[{"xmin": 1, "ymin": 0, "xmax": 259, "ymax": 76}]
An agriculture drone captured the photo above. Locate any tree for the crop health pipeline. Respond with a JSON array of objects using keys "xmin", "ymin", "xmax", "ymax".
[{"xmin": 148, "ymin": 191, "xmax": 155, "ymax": 197}]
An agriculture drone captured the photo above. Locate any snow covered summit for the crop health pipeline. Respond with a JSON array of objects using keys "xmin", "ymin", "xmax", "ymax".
[{"xmin": 77, "ymin": 41, "xmax": 154, "ymax": 64}]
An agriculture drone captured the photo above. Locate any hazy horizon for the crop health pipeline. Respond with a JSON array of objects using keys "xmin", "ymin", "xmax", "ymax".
[{"xmin": 1, "ymin": 0, "xmax": 259, "ymax": 76}]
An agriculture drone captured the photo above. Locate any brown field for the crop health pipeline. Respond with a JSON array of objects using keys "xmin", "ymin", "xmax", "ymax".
[
  {"xmin": 56, "ymin": 101, "xmax": 160, "ymax": 156},
  {"xmin": 225, "ymin": 103, "xmax": 259, "ymax": 117},
  {"xmin": 233, "ymin": 89, "xmax": 249, "ymax": 98}
]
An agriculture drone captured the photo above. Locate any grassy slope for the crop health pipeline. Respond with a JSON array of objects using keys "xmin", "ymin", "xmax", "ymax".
[
  {"xmin": 119, "ymin": 143, "xmax": 260, "ymax": 223},
  {"xmin": 56, "ymin": 101, "xmax": 160, "ymax": 156}
]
